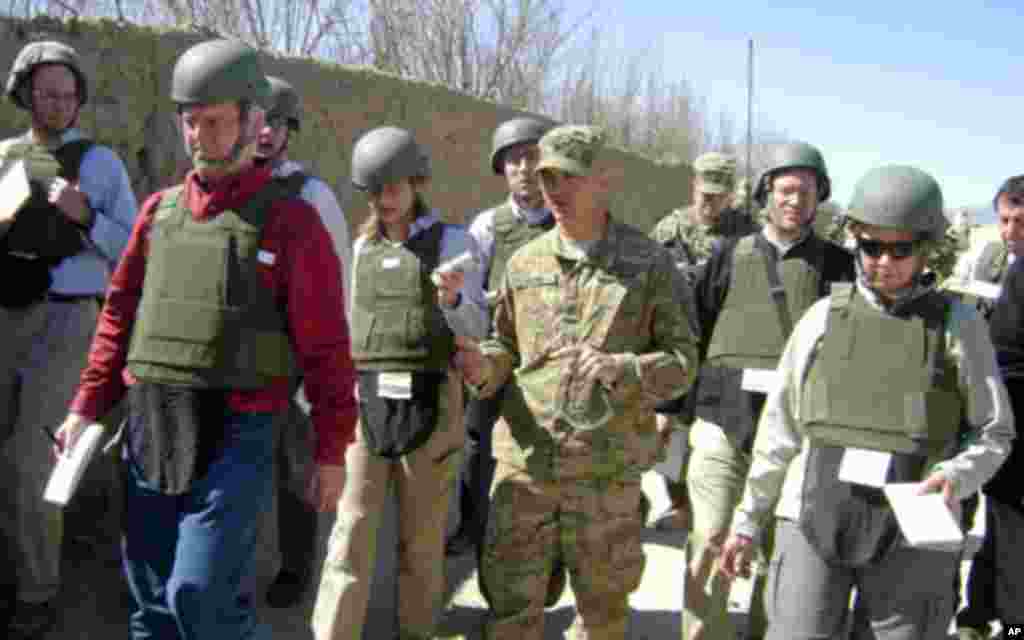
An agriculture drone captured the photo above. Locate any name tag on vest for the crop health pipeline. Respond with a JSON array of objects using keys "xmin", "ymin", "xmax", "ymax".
[
  {"xmin": 381, "ymin": 257, "xmax": 401, "ymax": 270},
  {"xmin": 740, "ymin": 368, "xmax": 780, "ymax": 395},
  {"xmin": 379, "ymin": 372, "xmax": 413, "ymax": 399},
  {"xmin": 258, "ymin": 250, "xmax": 276, "ymax": 266},
  {"xmin": 838, "ymin": 447, "xmax": 892, "ymax": 488}
]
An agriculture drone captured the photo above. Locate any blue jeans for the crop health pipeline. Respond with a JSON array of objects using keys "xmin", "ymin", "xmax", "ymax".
[{"xmin": 121, "ymin": 410, "xmax": 275, "ymax": 640}]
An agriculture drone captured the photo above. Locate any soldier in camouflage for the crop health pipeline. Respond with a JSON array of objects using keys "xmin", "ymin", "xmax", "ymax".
[
  {"xmin": 648, "ymin": 151, "xmax": 759, "ymax": 531},
  {"xmin": 457, "ymin": 125, "xmax": 699, "ymax": 640}
]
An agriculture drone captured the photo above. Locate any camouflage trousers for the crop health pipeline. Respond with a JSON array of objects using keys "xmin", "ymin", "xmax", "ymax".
[
  {"xmin": 312, "ymin": 373, "xmax": 463, "ymax": 640},
  {"xmin": 481, "ymin": 461, "xmax": 645, "ymax": 640}
]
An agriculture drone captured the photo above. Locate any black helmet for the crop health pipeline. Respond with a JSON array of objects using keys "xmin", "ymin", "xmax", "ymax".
[
  {"xmin": 753, "ymin": 141, "xmax": 831, "ymax": 205},
  {"xmin": 6, "ymin": 41, "xmax": 88, "ymax": 110},
  {"xmin": 171, "ymin": 39, "xmax": 270, "ymax": 108},
  {"xmin": 266, "ymin": 76, "xmax": 301, "ymax": 131},
  {"xmin": 846, "ymin": 165, "xmax": 946, "ymax": 241},
  {"xmin": 351, "ymin": 127, "xmax": 430, "ymax": 192},
  {"xmin": 489, "ymin": 117, "xmax": 552, "ymax": 174}
]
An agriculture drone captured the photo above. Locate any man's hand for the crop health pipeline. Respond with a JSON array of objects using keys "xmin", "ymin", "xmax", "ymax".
[
  {"xmin": 915, "ymin": 470, "xmax": 958, "ymax": 512},
  {"xmin": 720, "ymin": 533, "xmax": 755, "ymax": 580},
  {"xmin": 434, "ymin": 269, "xmax": 465, "ymax": 308},
  {"xmin": 54, "ymin": 412, "xmax": 88, "ymax": 458},
  {"xmin": 656, "ymin": 413, "xmax": 673, "ymax": 449},
  {"xmin": 308, "ymin": 463, "xmax": 345, "ymax": 513},
  {"xmin": 49, "ymin": 177, "xmax": 93, "ymax": 227},
  {"xmin": 577, "ymin": 346, "xmax": 631, "ymax": 390},
  {"xmin": 454, "ymin": 335, "xmax": 495, "ymax": 393}
]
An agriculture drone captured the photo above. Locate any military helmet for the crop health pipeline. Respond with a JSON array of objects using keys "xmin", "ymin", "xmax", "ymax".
[
  {"xmin": 753, "ymin": 141, "xmax": 831, "ymax": 205},
  {"xmin": 266, "ymin": 75, "xmax": 301, "ymax": 131},
  {"xmin": 490, "ymin": 116, "xmax": 552, "ymax": 174},
  {"xmin": 846, "ymin": 165, "xmax": 946, "ymax": 240},
  {"xmin": 171, "ymin": 39, "xmax": 270, "ymax": 108},
  {"xmin": 6, "ymin": 41, "xmax": 88, "ymax": 110},
  {"xmin": 351, "ymin": 126, "xmax": 430, "ymax": 192}
]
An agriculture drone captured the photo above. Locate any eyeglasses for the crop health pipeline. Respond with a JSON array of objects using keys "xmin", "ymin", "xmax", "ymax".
[
  {"xmin": 857, "ymin": 239, "xmax": 918, "ymax": 260},
  {"xmin": 32, "ymin": 90, "xmax": 78, "ymax": 105}
]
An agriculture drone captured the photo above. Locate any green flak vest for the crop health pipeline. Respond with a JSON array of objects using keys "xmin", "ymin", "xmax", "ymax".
[
  {"xmin": 0, "ymin": 138, "xmax": 94, "ymax": 263},
  {"xmin": 126, "ymin": 182, "xmax": 298, "ymax": 389},
  {"xmin": 801, "ymin": 283, "xmax": 962, "ymax": 460},
  {"xmin": 350, "ymin": 222, "xmax": 454, "ymax": 372},
  {"xmin": 705, "ymin": 234, "xmax": 824, "ymax": 370},
  {"xmin": 487, "ymin": 203, "xmax": 554, "ymax": 292},
  {"xmin": 978, "ymin": 241, "xmax": 1009, "ymax": 285}
]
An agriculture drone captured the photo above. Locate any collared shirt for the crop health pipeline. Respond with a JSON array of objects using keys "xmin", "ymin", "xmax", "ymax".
[
  {"xmin": 38, "ymin": 129, "xmax": 138, "ymax": 296},
  {"xmin": 729, "ymin": 279, "xmax": 1014, "ymax": 541},
  {"xmin": 271, "ymin": 159, "xmax": 352, "ymax": 286},
  {"xmin": 468, "ymin": 196, "xmax": 552, "ymax": 273},
  {"xmin": 350, "ymin": 210, "xmax": 489, "ymax": 341}
]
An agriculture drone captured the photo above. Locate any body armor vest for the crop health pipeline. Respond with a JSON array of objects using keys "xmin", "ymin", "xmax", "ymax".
[
  {"xmin": 0, "ymin": 139, "xmax": 93, "ymax": 308},
  {"xmin": 350, "ymin": 222, "xmax": 454, "ymax": 372},
  {"xmin": 977, "ymin": 241, "xmax": 1008, "ymax": 285},
  {"xmin": 705, "ymin": 233, "xmax": 824, "ymax": 370},
  {"xmin": 487, "ymin": 203, "xmax": 553, "ymax": 291},
  {"xmin": 126, "ymin": 182, "xmax": 297, "ymax": 388},
  {"xmin": 801, "ymin": 283, "xmax": 962, "ymax": 458}
]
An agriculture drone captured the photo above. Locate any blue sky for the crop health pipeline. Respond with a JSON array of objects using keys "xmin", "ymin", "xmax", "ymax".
[{"xmin": 572, "ymin": 1, "xmax": 1022, "ymax": 222}]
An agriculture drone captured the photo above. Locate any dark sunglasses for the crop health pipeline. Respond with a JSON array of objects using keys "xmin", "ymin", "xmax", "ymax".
[{"xmin": 857, "ymin": 239, "xmax": 918, "ymax": 259}]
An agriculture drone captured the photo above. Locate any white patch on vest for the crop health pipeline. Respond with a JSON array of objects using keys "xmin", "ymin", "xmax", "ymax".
[
  {"xmin": 378, "ymin": 372, "xmax": 412, "ymax": 399},
  {"xmin": 740, "ymin": 368, "xmax": 780, "ymax": 394},
  {"xmin": 381, "ymin": 257, "xmax": 401, "ymax": 270},
  {"xmin": 258, "ymin": 250, "xmax": 276, "ymax": 266},
  {"xmin": 838, "ymin": 447, "xmax": 891, "ymax": 488}
]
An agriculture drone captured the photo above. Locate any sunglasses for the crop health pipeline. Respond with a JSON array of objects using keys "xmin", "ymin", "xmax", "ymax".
[{"xmin": 857, "ymin": 239, "xmax": 918, "ymax": 260}]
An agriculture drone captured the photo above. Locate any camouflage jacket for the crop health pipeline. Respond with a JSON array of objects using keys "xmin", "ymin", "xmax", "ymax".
[
  {"xmin": 480, "ymin": 217, "xmax": 699, "ymax": 481},
  {"xmin": 650, "ymin": 205, "xmax": 760, "ymax": 281}
]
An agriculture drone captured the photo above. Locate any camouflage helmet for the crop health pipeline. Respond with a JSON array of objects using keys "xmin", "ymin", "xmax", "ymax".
[
  {"xmin": 266, "ymin": 75, "xmax": 301, "ymax": 131},
  {"xmin": 846, "ymin": 165, "xmax": 946, "ymax": 240},
  {"xmin": 753, "ymin": 141, "xmax": 831, "ymax": 205},
  {"xmin": 6, "ymin": 41, "xmax": 88, "ymax": 110},
  {"xmin": 171, "ymin": 39, "xmax": 270, "ymax": 108},
  {"xmin": 351, "ymin": 126, "xmax": 430, "ymax": 192},
  {"xmin": 490, "ymin": 116, "xmax": 552, "ymax": 174}
]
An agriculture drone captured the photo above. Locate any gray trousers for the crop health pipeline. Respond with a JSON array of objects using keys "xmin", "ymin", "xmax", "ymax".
[
  {"xmin": 766, "ymin": 518, "xmax": 957, "ymax": 640},
  {"xmin": 0, "ymin": 298, "xmax": 97, "ymax": 603}
]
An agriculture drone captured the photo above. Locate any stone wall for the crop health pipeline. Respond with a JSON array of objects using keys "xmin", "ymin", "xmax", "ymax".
[{"xmin": 0, "ymin": 16, "xmax": 692, "ymax": 231}]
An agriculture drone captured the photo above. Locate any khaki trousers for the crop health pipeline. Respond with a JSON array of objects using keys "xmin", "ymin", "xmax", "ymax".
[
  {"xmin": 0, "ymin": 298, "xmax": 97, "ymax": 603},
  {"xmin": 682, "ymin": 419, "xmax": 768, "ymax": 640},
  {"xmin": 312, "ymin": 372, "xmax": 463, "ymax": 640}
]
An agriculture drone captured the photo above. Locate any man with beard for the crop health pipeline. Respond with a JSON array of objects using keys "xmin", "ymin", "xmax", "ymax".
[
  {"xmin": 54, "ymin": 39, "xmax": 357, "ymax": 640},
  {"xmin": 648, "ymin": 151, "xmax": 759, "ymax": 532},
  {"xmin": 251, "ymin": 74, "xmax": 352, "ymax": 609},
  {"xmin": 673, "ymin": 142, "xmax": 855, "ymax": 640},
  {"xmin": 0, "ymin": 40, "xmax": 137, "ymax": 639}
]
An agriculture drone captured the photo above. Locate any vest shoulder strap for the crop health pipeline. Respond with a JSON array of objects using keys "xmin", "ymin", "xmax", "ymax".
[
  {"xmin": 273, "ymin": 171, "xmax": 308, "ymax": 200},
  {"xmin": 153, "ymin": 185, "xmax": 186, "ymax": 226},
  {"xmin": 404, "ymin": 220, "xmax": 447, "ymax": 271},
  {"xmin": 54, "ymin": 139, "xmax": 95, "ymax": 181},
  {"xmin": 734, "ymin": 233, "xmax": 757, "ymax": 257},
  {"xmin": 829, "ymin": 282, "xmax": 856, "ymax": 311},
  {"xmin": 491, "ymin": 203, "xmax": 518, "ymax": 234}
]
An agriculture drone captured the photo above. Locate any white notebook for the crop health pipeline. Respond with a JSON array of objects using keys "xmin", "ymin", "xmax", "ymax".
[
  {"xmin": 43, "ymin": 423, "xmax": 105, "ymax": 507},
  {"xmin": 883, "ymin": 482, "xmax": 964, "ymax": 552}
]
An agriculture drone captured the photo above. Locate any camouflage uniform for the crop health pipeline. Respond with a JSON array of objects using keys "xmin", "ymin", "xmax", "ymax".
[{"xmin": 477, "ymin": 126, "xmax": 699, "ymax": 640}]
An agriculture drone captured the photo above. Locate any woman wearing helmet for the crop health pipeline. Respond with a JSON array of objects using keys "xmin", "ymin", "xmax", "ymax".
[
  {"xmin": 312, "ymin": 127, "xmax": 487, "ymax": 640},
  {"xmin": 719, "ymin": 165, "xmax": 1013, "ymax": 638}
]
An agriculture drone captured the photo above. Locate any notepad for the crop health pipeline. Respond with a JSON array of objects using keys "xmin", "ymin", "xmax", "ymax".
[
  {"xmin": 883, "ymin": 482, "xmax": 964, "ymax": 552},
  {"xmin": 653, "ymin": 430, "xmax": 688, "ymax": 482},
  {"xmin": 741, "ymin": 368, "xmax": 780, "ymax": 395},
  {"xmin": 43, "ymin": 423, "xmax": 105, "ymax": 507},
  {"xmin": 0, "ymin": 159, "xmax": 33, "ymax": 225}
]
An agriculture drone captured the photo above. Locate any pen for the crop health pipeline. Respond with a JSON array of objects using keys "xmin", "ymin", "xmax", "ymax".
[{"xmin": 40, "ymin": 425, "xmax": 61, "ymax": 448}]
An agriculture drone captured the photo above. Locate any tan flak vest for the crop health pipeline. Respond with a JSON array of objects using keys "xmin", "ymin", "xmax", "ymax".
[
  {"xmin": 705, "ymin": 233, "xmax": 825, "ymax": 370},
  {"xmin": 349, "ymin": 222, "xmax": 454, "ymax": 372},
  {"xmin": 126, "ymin": 182, "xmax": 297, "ymax": 388},
  {"xmin": 801, "ymin": 283, "xmax": 962, "ymax": 459}
]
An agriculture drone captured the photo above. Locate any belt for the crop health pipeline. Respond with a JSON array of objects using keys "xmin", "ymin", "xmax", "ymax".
[{"xmin": 47, "ymin": 292, "xmax": 101, "ymax": 303}]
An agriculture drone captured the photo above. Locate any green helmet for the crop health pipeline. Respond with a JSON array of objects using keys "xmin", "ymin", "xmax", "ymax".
[
  {"xmin": 846, "ymin": 165, "xmax": 946, "ymax": 240},
  {"xmin": 6, "ymin": 41, "xmax": 88, "ymax": 110},
  {"xmin": 266, "ymin": 75, "xmax": 301, "ymax": 131},
  {"xmin": 490, "ymin": 116, "xmax": 553, "ymax": 174},
  {"xmin": 753, "ymin": 141, "xmax": 831, "ymax": 205},
  {"xmin": 351, "ymin": 127, "xmax": 430, "ymax": 192},
  {"xmin": 171, "ymin": 39, "xmax": 270, "ymax": 108}
]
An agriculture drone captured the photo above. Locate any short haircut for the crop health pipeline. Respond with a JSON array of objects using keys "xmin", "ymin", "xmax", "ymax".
[{"xmin": 994, "ymin": 175, "xmax": 1024, "ymax": 211}]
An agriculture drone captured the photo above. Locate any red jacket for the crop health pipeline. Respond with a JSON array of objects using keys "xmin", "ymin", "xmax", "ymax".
[{"xmin": 70, "ymin": 165, "xmax": 357, "ymax": 465}]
